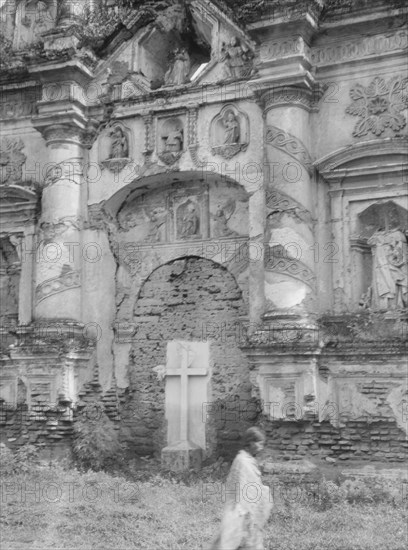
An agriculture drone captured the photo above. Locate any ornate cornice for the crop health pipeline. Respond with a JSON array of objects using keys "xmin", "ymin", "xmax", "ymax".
[
  {"xmin": 311, "ymin": 29, "xmax": 408, "ymax": 67},
  {"xmin": 265, "ymin": 125, "xmax": 313, "ymax": 173}
]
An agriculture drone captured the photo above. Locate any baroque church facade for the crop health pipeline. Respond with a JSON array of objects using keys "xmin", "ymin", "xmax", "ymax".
[{"xmin": 0, "ymin": 0, "xmax": 407, "ymax": 469}]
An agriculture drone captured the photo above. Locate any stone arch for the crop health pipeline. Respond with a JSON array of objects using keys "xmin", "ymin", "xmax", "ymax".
[
  {"xmin": 119, "ymin": 255, "xmax": 256, "ymax": 459},
  {"xmin": 105, "ymin": 170, "xmax": 250, "ymax": 322}
]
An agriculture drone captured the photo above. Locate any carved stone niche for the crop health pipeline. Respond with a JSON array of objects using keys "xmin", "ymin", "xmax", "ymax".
[
  {"xmin": 157, "ymin": 116, "xmax": 186, "ymax": 166},
  {"xmin": 167, "ymin": 184, "xmax": 209, "ymax": 242},
  {"xmin": 100, "ymin": 122, "xmax": 132, "ymax": 173},
  {"xmin": 255, "ymin": 361, "xmax": 319, "ymax": 422},
  {"xmin": 0, "ymin": 235, "xmax": 21, "ymax": 326},
  {"xmin": 210, "ymin": 104, "xmax": 249, "ymax": 159},
  {"xmin": 352, "ymin": 201, "xmax": 408, "ymax": 312}
]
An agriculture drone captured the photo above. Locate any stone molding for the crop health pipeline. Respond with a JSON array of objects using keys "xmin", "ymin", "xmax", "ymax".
[
  {"xmin": 36, "ymin": 269, "xmax": 81, "ymax": 304},
  {"xmin": 311, "ymin": 30, "xmax": 408, "ymax": 67},
  {"xmin": 265, "ymin": 125, "xmax": 313, "ymax": 173},
  {"xmin": 188, "ymin": 107, "xmax": 207, "ymax": 167},
  {"xmin": 260, "ymin": 36, "xmax": 311, "ymax": 63},
  {"xmin": 315, "ymin": 137, "xmax": 408, "ymax": 180},
  {"xmin": 345, "ymin": 76, "xmax": 408, "ymax": 138}
]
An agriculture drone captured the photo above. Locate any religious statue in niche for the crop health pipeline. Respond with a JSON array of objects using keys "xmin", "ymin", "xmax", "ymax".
[
  {"xmin": 366, "ymin": 228, "xmax": 408, "ymax": 310},
  {"xmin": 211, "ymin": 106, "xmax": 249, "ymax": 159},
  {"xmin": 220, "ymin": 36, "xmax": 255, "ymax": 80},
  {"xmin": 158, "ymin": 118, "xmax": 184, "ymax": 166},
  {"xmin": 211, "ymin": 199, "xmax": 239, "ymax": 238},
  {"xmin": 13, "ymin": 0, "xmax": 56, "ymax": 50},
  {"xmin": 109, "ymin": 126, "xmax": 129, "ymax": 159},
  {"xmin": 177, "ymin": 201, "xmax": 200, "ymax": 240},
  {"xmin": 163, "ymin": 47, "xmax": 191, "ymax": 87},
  {"xmin": 101, "ymin": 124, "xmax": 131, "ymax": 172}
]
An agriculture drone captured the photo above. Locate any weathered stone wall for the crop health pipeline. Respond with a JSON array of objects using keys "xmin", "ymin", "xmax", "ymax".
[
  {"xmin": 264, "ymin": 420, "xmax": 407, "ymax": 464},
  {"xmin": 121, "ymin": 257, "xmax": 253, "ymax": 457}
]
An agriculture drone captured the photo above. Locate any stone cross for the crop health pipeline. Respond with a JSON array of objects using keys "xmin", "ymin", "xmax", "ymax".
[
  {"xmin": 166, "ymin": 341, "xmax": 207, "ymax": 441},
  {"xmin": 161, "ymin": 340, "xmax": 209, "ymax": 471}
]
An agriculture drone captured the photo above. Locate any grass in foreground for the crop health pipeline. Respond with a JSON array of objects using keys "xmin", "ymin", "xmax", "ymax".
[{"xmin": 0, "ymin": 466, "xmax": 407, "ymax": 550}]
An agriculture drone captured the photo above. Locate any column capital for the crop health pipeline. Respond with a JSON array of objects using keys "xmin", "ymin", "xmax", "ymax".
[
  {"xmin": 257, "ymin": 85, "xmax": 323, "ymax": 114},
  {"xmin": 34, "ymin": 121, "xmax": 98, "ymax": 149}
]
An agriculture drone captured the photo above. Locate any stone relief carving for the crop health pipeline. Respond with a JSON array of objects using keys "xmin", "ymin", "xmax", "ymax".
[
  {"xmin": 0, "ymin": 87, "xmax": 42, "ymax": 120},
  {"xmin": 163, "ymin": 47, "xmax": 191, "ymax": 87},
  {"xmin": 311, "ymin": 30, "xmax": 408, "ymax": 66},
  {"xmin": 158, "ymin": 117, "xmax": 185, "ymax": 166},
  {"xmin": 177, "ymin": 200, "xmax": 200, "ymax": 240},
  {"xmin": 265, "ymin": 126, "xmax": 312, "ymax": 173},
  {"xmin": 211, "ymin": 199, "xmax": 239, "ymax": 238},
  {"xmin": 211, "ymin": 105, "xmax": 249, "ymax": 159},
  {"xmin": 366, "ymin": 228, "xmax": 407, "ymax": 310},
  {"xmin": 266, "ymin": 189, "xmax": 313, "ymax": 227},
  {"xmin": 36, "ymin": 266, "xmax": 81, "ymax": 303},
  {"xmin": 346, "ymin": 76, "xmax": 408, "ymax": 137},
  {"xmin": 101, "ymin": 124, "xmax": 131, "ymax": 172},
  {"xmin": 0, "ymin": 137, "xmax": 26, "ymax": 186},
  {"xmin": 220, "ymin": 36, "xmax": 255, "ymax": 80},
  {"xmin": 265, "ymin": 245, "xmax": 316, "ymax": 290},
  {"xmin": 39, "ymin": 216, "xmax": 82, "ymax": 243}
]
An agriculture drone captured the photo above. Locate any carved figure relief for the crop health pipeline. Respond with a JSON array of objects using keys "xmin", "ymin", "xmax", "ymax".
[
  {"xmin": 13, "ymin": 0, "xmax": 57, "ymax": 50},
  {"xmin": 211, "ymin": 199, "xmax": 239, "ymax": 238},
  {"xmin": 346, "ymin": 76, "xmax": 408, "ymax": 137},
  {"xmin": 146, "ymin": 207, "xmax": 168, "ymax": 243},
  {"xmin": 220, "ymin": 36, "xmax": 255, "ymax": 80},
  {"xmin": 177, "ymin": 200, "xmax": 200, "ymax": 240},
  {"xmin": 164, "ymin": 48, "xmax": 191, "ymax": 87},
  {"xmin": 158, "ymin": 118, "xmax": 184, "ymax": 165},
  {"xmin": 0, "ymin": 138, "xmax": 26, "ymax": 185},
  {"xmin": 367, "ymin": 228, "xmax": 407, "ymax": 310},
  {"xmin": 211, "ymin": 105, "xmax": 249, "ymax": 159},
  {"xmin": 101, "ymin": 124, "xmax": 131, "ymax": 172}
]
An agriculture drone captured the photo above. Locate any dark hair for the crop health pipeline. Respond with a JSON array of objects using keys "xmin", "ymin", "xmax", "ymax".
[{"xmin": 243, "ymin": 427, "xmax": 265, "ymax": 447}]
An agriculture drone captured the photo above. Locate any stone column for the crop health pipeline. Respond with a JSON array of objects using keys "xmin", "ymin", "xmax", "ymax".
[
  {"xmin": 261, "ymin": 87, "xmax": 317, "ymax": 324},
  {"xmin": 57, "ymin": 0, "xmax": 87, "ymax": 27},
  {"xmin": 34, "ymin": 124, "xmax": 87, "ymax": 321}
]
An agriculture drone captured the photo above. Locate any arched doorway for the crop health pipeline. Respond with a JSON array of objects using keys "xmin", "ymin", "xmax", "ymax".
[{"xmin": 121, "ymin": 256, "xmax": 255, "ymax": 458}]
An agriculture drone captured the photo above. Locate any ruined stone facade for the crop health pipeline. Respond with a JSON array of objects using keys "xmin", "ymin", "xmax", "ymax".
[{"xmin": 0, "ymin": 0, "xmax": 407, "ymax": 468}]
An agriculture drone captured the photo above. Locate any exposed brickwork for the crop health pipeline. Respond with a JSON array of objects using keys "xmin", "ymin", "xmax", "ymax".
[
  {"xmin": 122, "ymin": 257, "xmax": 253, "ymax": 457},
  {"xmin": 264, "ymin": 420, "xmax": 407, "ymax": 462}
]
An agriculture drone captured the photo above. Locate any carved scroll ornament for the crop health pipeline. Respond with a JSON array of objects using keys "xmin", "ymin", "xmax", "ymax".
[{"xmin": 265, "ymin": 126, "xmax": 312, "ymax": 173}]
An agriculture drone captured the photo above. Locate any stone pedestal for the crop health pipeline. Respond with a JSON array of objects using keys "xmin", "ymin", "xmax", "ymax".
[{"xmin": 161, "ymin": 440, "xmax": 203, "ymax": 472}]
